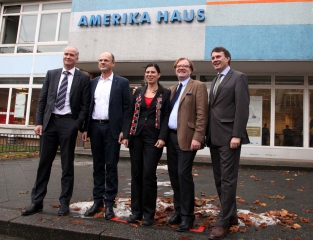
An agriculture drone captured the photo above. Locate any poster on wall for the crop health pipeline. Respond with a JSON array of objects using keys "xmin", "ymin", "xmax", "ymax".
[
  {"xmin": 14, "ymin": 93, "xmax": 26, "ymax": 118},
  {"xmin": 246, "ymin": 96, "xmax": 262, "ymax": 145}
]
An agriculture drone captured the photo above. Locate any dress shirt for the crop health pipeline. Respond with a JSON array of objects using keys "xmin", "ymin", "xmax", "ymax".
[
  {"xmin": 53, "ymin": 67, "xmax": 75, "ymax": 115},
  {"xmin": 213, "ymin": 66, "xmax": 230, "ymax": 92},
  {"xmin": 92, "ymin": 72, "xmax": 113, "ymax": 120},
  {"xmin": 168, "ymin": 78, "xmax": 190, "ymax": 130}
]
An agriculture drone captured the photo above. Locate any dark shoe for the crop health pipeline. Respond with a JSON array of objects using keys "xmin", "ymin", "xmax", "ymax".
[
  {"xmin": 105, "ymin": 206, "xmax": 115, "ymax": 220},
  {"xmin": 175, "ymin": 220, "xmax": 194, "ymax": 232},
  {"xmin": 209, "ymin": 218, "xmax": 239, "ymax": 228},
  {"xmin": 84, "ymin": 203, "xmax": 104, "ymax": 217},
  {"xmin": 142, "ymin": 219, "xmax": 154, "ymax": 226},
  {"xmin": 58, "ymin": 203, "xmax": 69, "ymax": 216},
  {"xmin": 127, "ymin": 215, "xmax": 142, "ymax": 223},
  {"xmin": 167, "ymin": 213, "xmax": 181, "ymax": 225},
  {"xmin": 21, "ymin": 203, "xmax": 43, "ymax": 216},
  {"xmin": 209, "ymin": 226, "xmax": 228, "ymax": 240}
]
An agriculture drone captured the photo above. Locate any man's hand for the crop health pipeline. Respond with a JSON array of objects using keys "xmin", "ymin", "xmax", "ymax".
[
  {"xmin": 230, "ymin": 137, "xmax": 241, "ymax": 149},
  {"xmin": 118, "ymin": 132, "xmax": 123, "ymax": 144},
  {"xmin": 190, "ymin": 139, "xmax": 201, "ymax": 151},
  {"xmin": 82, "ymin": 131, "xmax": 88, "ymax": 142},
  {"xmin": 122, "ymin": 139, "xmax": 128, "ymax": 148},
  {"xmin": 155, "ymin": 139, "xmax": 165, "ymax": 148},
  {"xmin": 34, "ymin": 125, "xmax": 43, "ymax": 136}
]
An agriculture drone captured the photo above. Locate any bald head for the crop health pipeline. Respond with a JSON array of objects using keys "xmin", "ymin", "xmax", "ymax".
[{"xmin": 98, "ymin": 52, "xmax": 116, "ymax": 77}]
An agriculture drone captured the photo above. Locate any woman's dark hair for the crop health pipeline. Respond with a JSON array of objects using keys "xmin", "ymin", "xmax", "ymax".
[
  {"xmin": 144, "ymin": 63, "xmax": 163, "ymax": 92},
  {"xmin": 145, "ymin": 63, "xmax": 161, "ymax": 73}
]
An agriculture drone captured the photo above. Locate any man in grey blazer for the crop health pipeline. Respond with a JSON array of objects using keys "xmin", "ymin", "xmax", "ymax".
[
  {"xmin": 22, "ymin": 46, "xmax": 90, "ymax": 216},
  {"xmin": 206, "ymin": 46, "xmax": 250, "ymax": 240}
]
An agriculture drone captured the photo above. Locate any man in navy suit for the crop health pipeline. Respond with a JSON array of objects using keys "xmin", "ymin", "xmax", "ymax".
[
  {"xmin": 22, "ymin": 46, "xmax": 91, "ymax": 216},
  {"xmin": 206, "ymin": 46, "xmax": 250, "ymax": 240},
  {"xmin": 82, "ymin": 52, "xmax": 130, "ymax": 219}
]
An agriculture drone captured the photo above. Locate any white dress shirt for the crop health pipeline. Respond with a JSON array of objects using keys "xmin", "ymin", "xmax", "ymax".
[
  {"xmin": 168, "ymin": 78, "xmax": 190, "ymax": 130},
  {"xmin": 53, "ymin": 67, "xmax": 75, "ymax": 115},
  {"xmin": 92, "ymin": 72, "xmax": 114, "ymax": 120}
]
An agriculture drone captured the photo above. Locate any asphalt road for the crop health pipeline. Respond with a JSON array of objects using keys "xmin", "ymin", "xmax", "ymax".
[{"xmin": 1, "ymin": 156, "xmax": 313, "ymax": 240}]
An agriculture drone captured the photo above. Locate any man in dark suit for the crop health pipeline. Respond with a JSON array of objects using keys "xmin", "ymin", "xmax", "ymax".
[
  {"xmin": 82, "ymin": 52, "xmax": 130, "ymax": 219},
  {"xmin": 206, "ymin": 46, "xmax": 250, "ymax": 240},
  {"xmin": 22, "ymin": 46, "xmax": 91, "ymax": 216},
  {"xmin": 167, "ymin": 58, "xmax": 208, "ymax": 232}
]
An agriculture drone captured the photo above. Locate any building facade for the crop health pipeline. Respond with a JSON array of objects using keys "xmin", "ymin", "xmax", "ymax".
[{"xmin": 0, "ymin": 0, "xmax": 313, "ymax": 160}]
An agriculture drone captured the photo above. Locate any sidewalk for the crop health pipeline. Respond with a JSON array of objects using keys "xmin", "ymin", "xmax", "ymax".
[
  {"xmin": 77, "ymin": 148, "xmax": 313, "ymax": 170},
  {"xmin": 0, "ymin": 150, "xmax": 312, "ymax": 240}
]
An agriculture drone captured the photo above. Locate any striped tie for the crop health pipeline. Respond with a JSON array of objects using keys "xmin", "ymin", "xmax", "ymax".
[
  {"xmin": 55, "ymin": 71, "xmax": 70, "ymax": 110},
  {"xmin": 213, "ymin": 74, "xmax": 222, "ymax": 98}
]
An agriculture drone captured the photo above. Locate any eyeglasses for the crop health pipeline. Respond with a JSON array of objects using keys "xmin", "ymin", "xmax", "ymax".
[
  {"xmin": 98, "ymin": 59, "xmax": 113, "ymax": 63},
  {"xmin": 176, "ymin": 65, "xmax": 190, "ymax": 69}
]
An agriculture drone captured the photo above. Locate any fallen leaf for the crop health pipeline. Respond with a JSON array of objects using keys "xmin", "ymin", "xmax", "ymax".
[
  {"xmin": 69, "ymin": 220, "xmax": 84, "ymax": 225},
  {"xmin": 179, "ymin": 237, "xmax": 191, "ymax": 240},
  {"xmin": 193, "ymin": 173, "xmax": 199, "ymax": 177},
  {"xmin": 71, "ymin": 207, "xmax": 81, "ymax": 211},
  {"xmin": 291, "ymin": 223, "xmax": 301, "ymax": 229},
  {"xmin": 17, "ymin": 206, "xmax": 26, "ymax": 210},
  {"xmin": 238, "ymin": 198, "xmax": 246, "ymax": 203},
  {"xmin": 93, "ymin": 213, "xmax": 104, "ymax": 219},
  {"xmin": 286, "ymin": 178, "xmax": 294, "ymax": 181},
  {"xmin": 52, "ymin": 204, "xmax": 61, "ymax": 208},
  {"xmin": 258, "ymin": 222, "xmax": 267, "ymax": 229},
  {"xmin": 129, "ymin": 223, "xmax": 138, "ymax": 228},
  {"xmin": 19, "ymin": 190, "xmax": 29, "ymax": 194},
  {"xmin": 229, "ymin": 225, "xmax": 240, "ymax": 233},
  {"xmin": 300, "ymin": 217, "xmax": 310, "ymax": 223},
  {"xmin": 239, "ymin": 227, "xmax": 248, "ymax": 233}
]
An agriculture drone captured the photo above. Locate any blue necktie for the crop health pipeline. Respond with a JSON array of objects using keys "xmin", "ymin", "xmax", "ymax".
[
  {"xmin": 55, "ymin": 71, "xmax": 70, "ymax": 110},
  {"xmin": 170, "ymin": 83, "xmax": 183, "ymax": 111}
]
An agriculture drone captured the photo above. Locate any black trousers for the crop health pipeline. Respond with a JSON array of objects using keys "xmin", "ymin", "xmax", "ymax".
[
  {"xmin": 129, "ymin": 128, "xmax": 163, "ymax": 220},
  {"xmin": 167, "ymin": 131, "xmax": 196, "ymax": 221},
  {"xmin": 31, "ymin": 115, "xmax": 78, "ymax": 204},
  {"xmin": 210, "ymin": 145, "xmax": 241, "ymax": 228},
  {"xmin": 90, "ymin": 122, "xmax": 120, "ymax": 207}
]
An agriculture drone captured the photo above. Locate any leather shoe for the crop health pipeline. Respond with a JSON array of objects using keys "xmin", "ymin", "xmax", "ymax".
[
  {"xmin": 127, "ymin": 215, "xmax": 142, "ymax": 223},
  {"xmin": 84, "ymin": 203, "xmax": 104, "ymax": 217},
  {"xmin": 167, "ymin": 213, "xmax": 181, "ymax": 225},
  {"xmin": 175, "ymin": 220, "xmax": 194, "ymax": 232},
  {"xmin": 209, "ymin": 218, "xmax": 239, "ymax": 228},
  {"xmin": 142, "ymin": 219, "xmax": 154, "ymax": 226},
  {"xmin": 58, "ymin": 203, "xmax": 69, "ymax": 216},
  {"xmin": 209, "ymin": 226, "xmax": 228, "ymax": 240},
  {"xmin": 105, "ymin": 206, "xmax": 115, "ymax": 220},
  {"xmin": 21, "ymin": 203, "xmax": 43, "ymax": 216}
]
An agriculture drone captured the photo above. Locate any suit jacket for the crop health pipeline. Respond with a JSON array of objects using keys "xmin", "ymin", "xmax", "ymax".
[
  {"xmin": 170, "ymin": 79, "xmax": 208, "ymax": 151},
  {"xmin": 123, "ymin": 85, "xmax": 170, "ymax": 142},
  {"xmin": 36, "ymin": 68, "xmax": 91, "ymax": 132},
  {"xmin": 85, "ymin": 74, "xmax": 130, "ymax": 140},
  {"xmin": 206, "ymin": 68, "xmax": 250, "ymax": 146}
]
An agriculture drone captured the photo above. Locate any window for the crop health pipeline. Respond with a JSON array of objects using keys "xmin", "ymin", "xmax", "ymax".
[
  {"xmin": 275, "ymin": 89, "xmax": 303, "ymax": 147},
  {"xmin": 0, "ymin": 2, "xmax": 71, "ymax": 54},
  {"xmin": 9, "ymin": 88, "xmax": 29, "ymax": 125}
]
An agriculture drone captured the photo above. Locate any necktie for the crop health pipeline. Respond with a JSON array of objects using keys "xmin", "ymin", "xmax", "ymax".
[
  {"xmin": 213, "ymin": 74, "xmax": 222, "ymax": 98},
  {"xmin": 55, "ymin": 71, "xmax": 70, "ymax": 110},
  {"xmin": 170, "ymin": 83, "xmax": 183, "ymax": 111}
]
